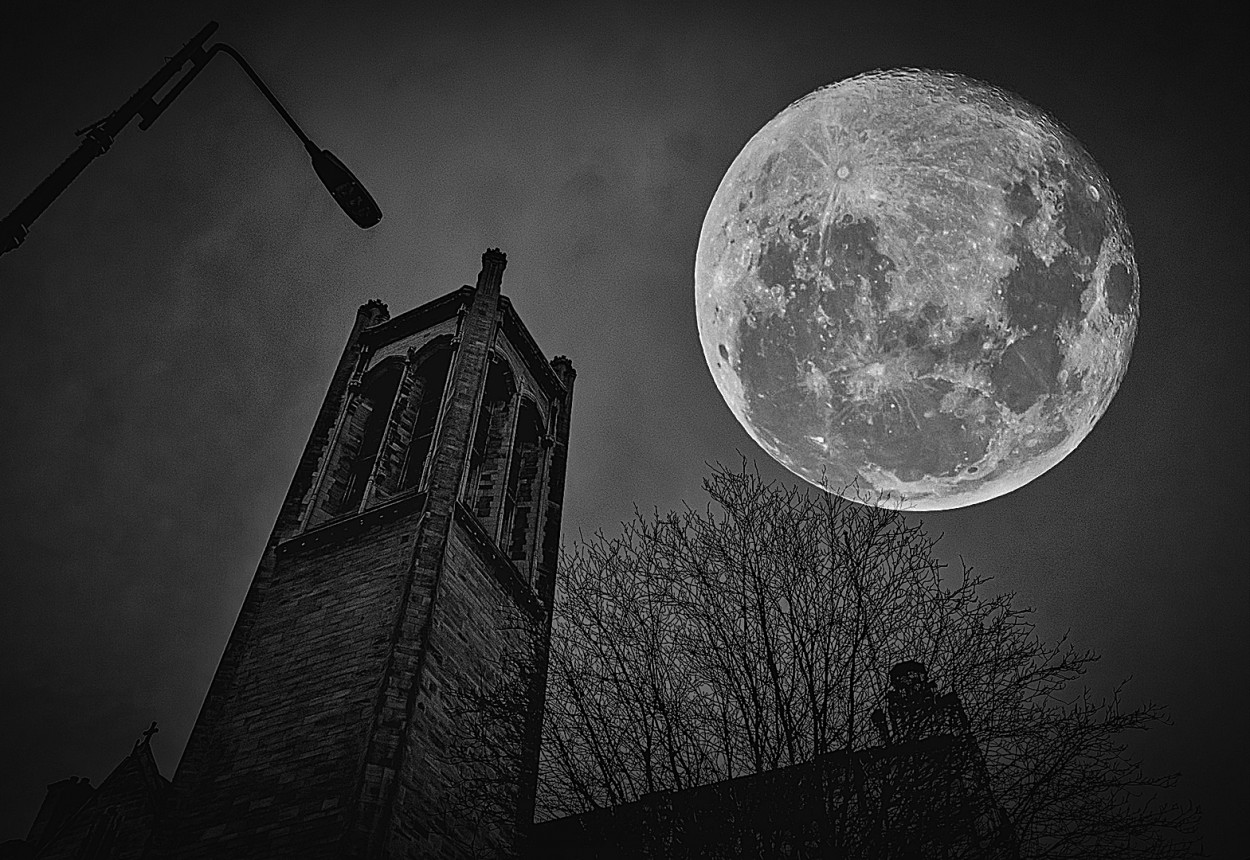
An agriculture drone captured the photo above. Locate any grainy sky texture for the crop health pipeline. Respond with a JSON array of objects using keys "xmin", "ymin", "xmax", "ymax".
[{"xmin": 0, "ymin": 1, "xmax": 1244, "ymax": 854}]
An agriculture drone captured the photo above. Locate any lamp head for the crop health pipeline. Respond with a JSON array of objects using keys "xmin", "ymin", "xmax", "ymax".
[{"xmin": 309, "ymin": 148, "xmax": 382, "ymax": 229}]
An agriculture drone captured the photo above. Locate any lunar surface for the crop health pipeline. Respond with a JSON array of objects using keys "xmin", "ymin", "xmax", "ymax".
[{"xmin": 695, "ymin": 69, "xmax": 1137, "ymax": 510}]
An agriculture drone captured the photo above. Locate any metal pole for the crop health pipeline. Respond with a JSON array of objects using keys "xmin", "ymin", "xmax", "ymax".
[
  {"xmin": 0, "ymin": 22, "xmax": 220, "ymax": 255},
  {"xmin": 135, "ymin": 42, "xmax": 316, "ymax": 151}
]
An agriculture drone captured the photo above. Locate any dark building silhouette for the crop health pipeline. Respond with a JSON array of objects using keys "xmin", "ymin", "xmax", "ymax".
[
  {"xmin": 533, "ymin": 662, "xmax": 1018, "ymax": 859},
  {"xmin": 3, "ymin": 730, "xmax": 169, "ymax": 860},
  {"xmin": 6, "ymin": 251, "xmax": 1014, "ymax": 859}
]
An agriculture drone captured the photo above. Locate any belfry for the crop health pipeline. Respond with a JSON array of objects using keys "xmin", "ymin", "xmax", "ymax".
[{"xmin": 93, "ymin": 249, "xmax": 571, "ymax": 858}]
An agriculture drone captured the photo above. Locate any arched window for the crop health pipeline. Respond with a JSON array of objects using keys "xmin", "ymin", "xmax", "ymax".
[
  {"xmin": 466, "ymin": 358, "xmax": 516, "ymax": 527},
  {"xmin": 327, "ymin": 362, "xmax": 402, "ymax": 516},
  {"xmin": 399, "ymin": 348, "xmax": 453, "ymax": 492},
  {"xmin": 502, "ymin": 399, "xmax": 546, "ymax": 564}
]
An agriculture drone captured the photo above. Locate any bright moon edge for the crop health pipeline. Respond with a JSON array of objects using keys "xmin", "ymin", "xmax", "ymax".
[{"xmin": 694, "ymin": 69, "xmax": 1138, "ymax": 511}]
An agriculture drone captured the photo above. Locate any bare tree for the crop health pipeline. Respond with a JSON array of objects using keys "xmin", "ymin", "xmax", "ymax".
[
  {"xmin": 531, "ymin": 462, "xmax": 1200, "ymax": 858},
  {"xmin": 441, "ymin": 638, "xmax": 536, "ymax": 859},
  {"xmin": 436, "ymin": 598, "xmax": 552, "ymax": 860}
]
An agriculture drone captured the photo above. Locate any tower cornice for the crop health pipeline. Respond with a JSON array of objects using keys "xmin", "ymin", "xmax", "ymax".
[{"xmin": 361, "ymin": 286, "xmax": 473, "ymax": 347}]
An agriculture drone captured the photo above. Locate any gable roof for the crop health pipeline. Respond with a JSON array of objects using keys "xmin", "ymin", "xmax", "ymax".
[{"xmin": 31, "ymin": 740, "xmax": 169, "ymax": 859}]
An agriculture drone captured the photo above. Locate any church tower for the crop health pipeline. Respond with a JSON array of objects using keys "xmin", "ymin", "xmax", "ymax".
[{"xmin": 149, "ymin": 250, "xmax": 574, "ymax": 858}]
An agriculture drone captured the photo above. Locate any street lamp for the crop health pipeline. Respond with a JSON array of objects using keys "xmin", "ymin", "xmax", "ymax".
[{"xmin": 0, "ymin": 21, "xmax": 381, "ymax": 257}]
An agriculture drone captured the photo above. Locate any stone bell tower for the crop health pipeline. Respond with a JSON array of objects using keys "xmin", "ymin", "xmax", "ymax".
[{"xmin": 149, "ymin": 250, "xmax": 574, "ymax": 858}]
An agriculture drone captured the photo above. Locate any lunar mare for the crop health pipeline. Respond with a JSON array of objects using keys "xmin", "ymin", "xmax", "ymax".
[{"xmin": 695, "ymin": 69, "xmax": 1137, "ymax": 510}]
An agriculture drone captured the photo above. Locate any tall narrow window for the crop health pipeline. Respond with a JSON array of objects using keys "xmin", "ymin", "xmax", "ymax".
[
  {"xmin": 502, "ymin": 399, "xmax": 545, "ymax": 563},
  {"xmin": 400, "ymin": 349, "xmax": 453, "ymax": 491},
  {"xmin": 332, "ymin": 364, "xmax": 401, "ymax": 515},
  {"xmin": 467, "ymin": 359, "xmax": 516, "ymax": 524}
]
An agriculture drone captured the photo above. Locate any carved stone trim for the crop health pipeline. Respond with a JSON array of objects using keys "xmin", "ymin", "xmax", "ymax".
[
  {"xmin": 278, "ymin": 490, "xmax": 427, "ymax": 557},
  {"xmin": 497, "ymin": 296, "xmax": 567, "ymax": 399},
  {"xmin": 452, "ymin": 501, "xmax": 543, "ymax": 618},
  {"xmin": 362, "ymin": 287, "xmax": 473, "ymax": 348}
]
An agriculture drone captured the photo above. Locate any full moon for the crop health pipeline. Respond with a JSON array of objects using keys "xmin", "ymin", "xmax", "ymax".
[{"xmin": 695, "ymin": 69, "xmax": 1137, "ymax": 510}]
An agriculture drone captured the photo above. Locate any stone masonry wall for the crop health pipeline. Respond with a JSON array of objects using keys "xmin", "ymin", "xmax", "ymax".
[
  {"xmin": 151, "ymin": 300, "xmax": 390, "ymax": 858},
  {"xmin": 157, "ymin": 514, "xmax": 423, "ymax": 859},
  {"xmin": 343, "ymin": 252, "xmax": 512, "ymax": 856},
  {"xmin": 384, "ymin": 514, "xmax": 541, "ymax": 859}
]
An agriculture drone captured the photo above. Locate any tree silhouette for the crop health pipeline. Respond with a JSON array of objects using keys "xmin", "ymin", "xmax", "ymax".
[{"xmin": 448, "ymin": 462, "xmax": 1200, "ymax": 858}]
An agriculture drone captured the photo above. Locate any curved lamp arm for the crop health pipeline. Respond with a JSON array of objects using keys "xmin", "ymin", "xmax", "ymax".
[
  {"xmin": 140, "ymin": 40, "xmax": 382, "ymax": 231},
  {"xmin": 1, "ymin": 21, "xmax": 381, "ymax": 257}
]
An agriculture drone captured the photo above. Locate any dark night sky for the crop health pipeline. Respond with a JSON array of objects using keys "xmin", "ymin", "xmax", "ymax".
[{"xmin": 1, "ymin": 1, "xmax": 1244, "ymax": 854}]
